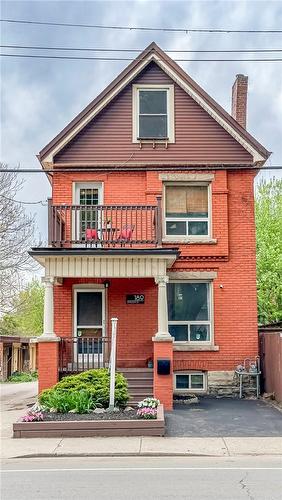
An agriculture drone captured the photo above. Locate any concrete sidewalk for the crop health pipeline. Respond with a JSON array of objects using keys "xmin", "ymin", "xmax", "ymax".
[
  {"xmin": 2, "ymin": 435, "xmax": 282, "ymax": 459},
  {"xmin": 1, "ymin": 383, "xmax": 281, "ymax": 460}
]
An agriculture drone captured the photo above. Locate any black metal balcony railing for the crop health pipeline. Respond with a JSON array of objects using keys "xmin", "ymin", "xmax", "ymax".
[
  {"xmin": 48, "ymin": 198, "xmax": 162, "ymax": 248},
  {"xmin": 59, "ymin": 337, "xmax": 112, "ymax": 375}
]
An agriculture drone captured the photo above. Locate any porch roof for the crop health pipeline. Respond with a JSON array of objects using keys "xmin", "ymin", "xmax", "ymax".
[{"xmin": 29, "ymin": 247, "xmax": 179, "ymax": 278}]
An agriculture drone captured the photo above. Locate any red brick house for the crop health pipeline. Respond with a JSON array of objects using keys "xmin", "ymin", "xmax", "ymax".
[{"xmin": 31, "ymin": 43, "xmax": 270, "ymax": 409}]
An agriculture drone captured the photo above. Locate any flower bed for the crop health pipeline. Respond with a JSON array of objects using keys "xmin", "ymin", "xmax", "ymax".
[
  {"xmin": 13, "ymin": 373, "xmax": 165, "ymax": 438},
  {"xmin": 13, "ymin": 404, "xmax": 164, "ymax": 438}
]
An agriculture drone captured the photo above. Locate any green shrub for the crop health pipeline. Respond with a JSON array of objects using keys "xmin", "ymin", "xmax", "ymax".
[
  {"xmin": 8, "ymin": 371, "xmax": 38, "ymax": 383},
  {"xmin": 44, "ymin": 390, "xmax": 74, "ymax": 413},
  {"xmin": 42, "ymin": 389, "xmax": 94, "ymax": 414},
  {"xmin": 38, "ymin": 369, "xmax": 129, "ymax": 413}
]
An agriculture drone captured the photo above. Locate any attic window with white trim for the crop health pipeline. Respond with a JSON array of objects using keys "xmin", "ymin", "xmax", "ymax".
[
  {"xmin": 139, "ymin": 89, "xmax": 168, "ymax": 138},
  {"xmin": 133, "ymin": 84, "xmax": 174, "ymax": 142}
]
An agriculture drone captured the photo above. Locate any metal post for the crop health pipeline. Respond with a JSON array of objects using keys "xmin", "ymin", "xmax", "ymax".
[{"xmin": 109, "ymin": 317, "xmax": 118, "ymax": 411}]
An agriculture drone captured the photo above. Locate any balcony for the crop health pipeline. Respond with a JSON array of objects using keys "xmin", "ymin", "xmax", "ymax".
[{"xmin": 48, "ymin": 198, "xmax": 162, "ymax": 248}]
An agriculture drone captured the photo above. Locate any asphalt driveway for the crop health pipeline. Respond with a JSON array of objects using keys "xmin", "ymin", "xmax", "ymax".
[
  {"xmin": 165, "ymin": 397, "xmax": 282, "ymax": 437},
  {"xmin": 1, "ymin": 381, "xmax": 38, "ymax": 438}
]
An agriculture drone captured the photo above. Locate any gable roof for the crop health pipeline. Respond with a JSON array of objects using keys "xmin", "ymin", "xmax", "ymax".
[{"xmin": 38, "ymin": 42, "xmax": 270, "ymax": 165}]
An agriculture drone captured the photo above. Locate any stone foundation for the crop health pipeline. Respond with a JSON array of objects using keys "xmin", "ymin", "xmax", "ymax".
[{"xmin": 208, "ymin": 371, "xmax": 257, "ymax": 398}]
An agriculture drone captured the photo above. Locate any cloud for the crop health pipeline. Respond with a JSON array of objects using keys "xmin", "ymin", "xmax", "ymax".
[{"xmin": 1, "ymin": 0, "xmax": 281, "ymax": 245}]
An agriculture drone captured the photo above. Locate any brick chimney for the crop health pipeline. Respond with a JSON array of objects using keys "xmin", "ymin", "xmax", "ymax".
[{"xmin": 231, "ymin": 74, "xmax": 248, "ymax": 128}]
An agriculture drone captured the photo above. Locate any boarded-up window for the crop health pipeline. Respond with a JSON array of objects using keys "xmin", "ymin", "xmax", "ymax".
[
  {"xmin": 166, "ymin": 186, "xmax": 208, "ymax": 217},
  {"xmin": 165, "ymin": 184, "xmax": 209, "ymax": 236}
]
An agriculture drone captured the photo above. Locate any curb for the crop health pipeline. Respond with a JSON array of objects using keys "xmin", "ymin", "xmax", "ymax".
[{"xmin": 8, "ymin": 451, "xmax": 282, "ymax": 459}]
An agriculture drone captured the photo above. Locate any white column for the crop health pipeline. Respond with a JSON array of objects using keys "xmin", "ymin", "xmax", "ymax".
[
  {"xmin": 154, "ymin": 276, "xmax": 171, "ymax": 339},
  {"xmin": 40, "ymin": 276, "xmax": 56, "ymax": 339}
]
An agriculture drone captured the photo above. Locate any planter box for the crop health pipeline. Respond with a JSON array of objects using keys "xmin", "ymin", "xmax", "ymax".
[{"xmin": 13, "ymin": 405, "xmax": 164, "ymax": 438}]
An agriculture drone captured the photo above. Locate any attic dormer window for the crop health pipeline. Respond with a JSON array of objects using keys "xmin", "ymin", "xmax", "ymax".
[
  {"xmin": 132, "ymin": 84, "xmax": 175, "ymax": 143},
  {"xmin": 139, "ymin": 89, "xmax": 168, "ymax": 139}
]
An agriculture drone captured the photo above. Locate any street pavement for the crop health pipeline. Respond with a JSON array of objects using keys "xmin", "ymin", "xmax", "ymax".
[{"xmin": 2, "ymin": 455, "xmax": 282, "ymax": 500}]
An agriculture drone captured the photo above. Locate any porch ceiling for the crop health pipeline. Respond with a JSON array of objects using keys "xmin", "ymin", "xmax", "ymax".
[{"xmin": 29, "ymin": 248, "xmax": 178, "ymax": 278}]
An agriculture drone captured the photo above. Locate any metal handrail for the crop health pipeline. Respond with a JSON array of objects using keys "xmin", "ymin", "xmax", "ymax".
[
  {"xmin": 59, "ymin": 336, "xmax": 111, "ymax": 374},
  {"xmin": 48, "ymin": 199, "xmax": 162, "ymax": 247}
]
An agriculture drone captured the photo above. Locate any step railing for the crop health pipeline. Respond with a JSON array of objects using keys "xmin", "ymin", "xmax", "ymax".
[{"xmin": 59, "ymin": 336, "xmax": 111, "ymax": 375}]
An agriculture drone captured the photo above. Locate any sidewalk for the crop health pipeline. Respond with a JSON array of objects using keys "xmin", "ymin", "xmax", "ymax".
[
  {"xmin": 2, "ymin": 435, "xmax": 282, "ymax": 459},
  {"xmin": 1, "ymin": 382, "xmax": 282, "ymax": 460}
]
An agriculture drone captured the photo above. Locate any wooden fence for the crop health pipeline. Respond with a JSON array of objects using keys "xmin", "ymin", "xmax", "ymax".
[{"xmin": 259, "ymin": 327, "xmax": 282, "ymax": 403}]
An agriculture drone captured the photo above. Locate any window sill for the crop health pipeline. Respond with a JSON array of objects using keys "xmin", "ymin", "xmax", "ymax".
[
  {"xmin": 173, "ymin": 344, "xmax": 219, "ymax": 352},
  {"xmin": 134, "ymin": 138, "xmax": 175, "ymax": 146},
  {"xmin": 162, "ymin": 237, "xmax": 217, "ymax": 245},
  {"xmin": 137, "ymin": 137, "xmax": 169, "ymax": 141},
  {"xmin": 174, "ymin": 389, "xmax": 207, "ymax": 394}
]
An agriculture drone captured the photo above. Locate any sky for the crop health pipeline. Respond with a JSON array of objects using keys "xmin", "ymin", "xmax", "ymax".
[{"xmin": 1, "ymin": 0, "xmax": 282, "ymax": 244}]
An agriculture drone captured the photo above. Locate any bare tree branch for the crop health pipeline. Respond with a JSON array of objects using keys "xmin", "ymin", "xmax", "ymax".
[{"xmin": 0, "ymin": 164, "xmax": 40, "ymax": 312}]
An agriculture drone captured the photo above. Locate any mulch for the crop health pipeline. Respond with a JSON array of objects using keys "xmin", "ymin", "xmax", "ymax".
[{"xmin": 42, "ymin": 409, "xmax": 138, "ymax": 421}]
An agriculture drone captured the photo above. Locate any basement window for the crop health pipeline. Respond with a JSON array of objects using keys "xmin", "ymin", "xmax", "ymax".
[{"xmin": 174, "ymin": 372, "xmax": 206, "ymax": 392}]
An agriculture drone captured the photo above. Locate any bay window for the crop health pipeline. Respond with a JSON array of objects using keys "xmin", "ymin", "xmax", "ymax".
[{"xmin": 168, "ymin": 282, "xmax": 212, "ymax": 343}]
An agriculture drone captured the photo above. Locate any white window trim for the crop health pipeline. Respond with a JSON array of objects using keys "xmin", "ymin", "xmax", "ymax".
[
  {"xmin": 168, "ymin": 280, "xmax": 214, "ymax": 346},
  {"xmin": 71, "ymin": 182, "xmax": 104, "ymax": 244},
  {"xmin": 174, "ymin": 371, "xmax": 207, "ymax": 393},
  {"xmin": 163, "ymin": 182, "xmax": 212, "ymax": 240},
  {"xmin": 132, "ymin": 84, "xmax": 175, "ymax": 143},
  {"xmin": 72, "ymin": 182, "xmax": 104, "ymax": 205}
]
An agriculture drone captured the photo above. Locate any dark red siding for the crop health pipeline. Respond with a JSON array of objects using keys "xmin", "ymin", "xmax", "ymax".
[{"xmin": 55, "ymin": 63, "xmax": 252, "ymax": 165}]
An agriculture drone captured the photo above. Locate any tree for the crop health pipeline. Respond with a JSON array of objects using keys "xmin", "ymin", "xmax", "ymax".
[
  {"xmin": 255, "ymin": 178, "xmax": 282, "ymax": 324},
  {"xmin": 0, "ymin": 279, "xmax": 44, "ymax": 336},
  {"xmin": 0, "ymin": 164, "xmax": 37, "ymax": 313}
]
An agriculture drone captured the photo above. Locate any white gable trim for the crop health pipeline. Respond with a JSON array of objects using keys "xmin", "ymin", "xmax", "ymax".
[
  {"xmin": 156, "ymin": 58, "xmax": 264, "ymax": 162},
  {"xmin": 43, "ymin": 53, "xmax": 265, "ymax": 164}
]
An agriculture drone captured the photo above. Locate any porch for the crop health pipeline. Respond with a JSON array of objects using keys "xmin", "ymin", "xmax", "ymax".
[{"xmin": 32, "ymin": 248, "xmax": 178, "ymax": 409}]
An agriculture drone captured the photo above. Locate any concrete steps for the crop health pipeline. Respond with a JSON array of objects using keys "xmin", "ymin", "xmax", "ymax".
[{"xmin": 118, "ymin": 368, "xmax": 153, "ymax": 406}]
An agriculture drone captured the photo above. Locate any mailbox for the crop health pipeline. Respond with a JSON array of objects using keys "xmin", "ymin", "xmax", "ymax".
[{"xmin": 157, "ymin": 359, "xmax": 171, "ymax": 375}]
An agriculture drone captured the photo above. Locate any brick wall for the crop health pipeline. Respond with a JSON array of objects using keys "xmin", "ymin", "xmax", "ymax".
[
  {"xmin": 54, "ymin": 277, "xmax": 157, "ymax": 367},
  {"xmin": 38, "ymin": 342, "xmax": 59, "ymax": 393},
  {"xmin": 52, "ymin": 169, "xmax": 229, "ymax": 257},
  {"xmin": 52, "ymin": 168, "xmax": 258, "ymax": 373}
]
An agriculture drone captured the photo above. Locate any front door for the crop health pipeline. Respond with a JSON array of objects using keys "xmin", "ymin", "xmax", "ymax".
[
  {"xmin": 74, "ymin": 289, "xmax": 106, "ymax": 367},
  {"xmin": 74, "ymin": 183, "xmax": 103, "ymax": 243}
]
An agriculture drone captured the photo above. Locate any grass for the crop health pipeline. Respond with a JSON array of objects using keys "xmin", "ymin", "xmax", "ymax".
[{"xmin": 8, "ymin": 371, "xmax": 38, "ymax": 383}]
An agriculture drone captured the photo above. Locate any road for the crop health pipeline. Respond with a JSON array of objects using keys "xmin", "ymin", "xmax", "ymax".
[{"xmin": 1, "ymin": 455, "xmax": 282, "ymax": 500}]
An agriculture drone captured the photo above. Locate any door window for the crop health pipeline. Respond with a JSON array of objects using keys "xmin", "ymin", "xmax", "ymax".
[{"xmin": 76, "ymin": 291, "xmax": 103, "ymax": 354}]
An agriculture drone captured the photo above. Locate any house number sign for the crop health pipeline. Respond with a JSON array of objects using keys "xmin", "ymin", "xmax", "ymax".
[{"xmin": 126, "ymin": 294, "xmax": 145, "ymax": 304}]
